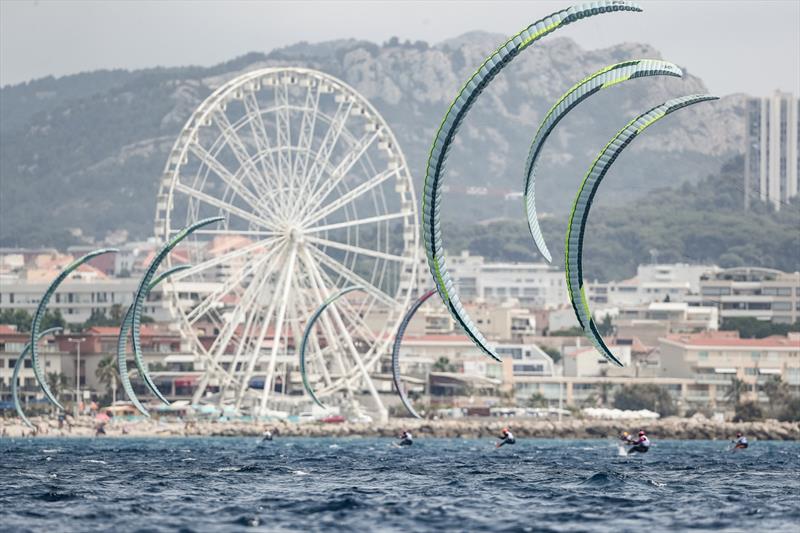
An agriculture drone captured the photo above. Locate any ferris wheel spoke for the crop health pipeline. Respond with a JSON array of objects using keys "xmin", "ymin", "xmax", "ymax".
[
  {"xmin": 171, "ymin": 228, "xmax": 278, "ymax": 238},
  {"xmin": 234, "ymin": 249, "xmax": 295, "ymax": 409},
  {"xmin": 304, "ymin": 211, "xmax": 409, "ymax": 234},
  {"xmin": 307, "ymin": 245, "xmax": 396, "ymax": 309},
  {"xmin": 298, "ymin": 249, "xmax": 358, "ymax": 396},
  {"xmin": 216, "ymin": 255, "xmax": 281, "ymax": 396},
  {"xmin": 187, "ymin": 142, "xmax": 274, "ymax": 223},
  {"xmin": 243, "ymin": 90, "xmax": 283, "ymax": 196},
  {"xmin": 312, "ymin": 262, "xmax": 379, "ymax": 342},
  {"xmin": 259, "ymin": 246, "xmax": 298, "ymax": 412},
  {"xmin": 291, "ymin": 83, "xmax": 322, "ymax": 186},
  {"xmin": 211, "ymin": 110, "xmax": 277, "ymax": 210},
  {"xmin": 300, "ymin": 99, "xmax": 354, "ymax": 206},
  {"xmin": 300, "ymin": 167, "xmax": 400, "ymax": 228},
  {"xmin": 184, "ymin": 245, "xmax": 280, "ymax": 324},
  {"xmin": 307, "ymin": 236, "xmax": 410, "ymax": 264},
  {"xmin": 174, "ymin": 182, "xmax": 273, "ymax": 230},
  {"xmin": 204, "ymin": 249, "xmax": 282, "ymax": 358},
  {"xmin": 274, "ymin": 84, "xmax": 293, "ymax": 190},
  {"xmin": 298, "ymin": 130, "xmax": 380, "ymax": 221},
  {"xmin": 167, "ymin": 236, "xmax": 279, "ymax": 282}
]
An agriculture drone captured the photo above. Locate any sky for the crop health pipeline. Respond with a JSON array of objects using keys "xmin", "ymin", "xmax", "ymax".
[{"xmin": 1, "ymin": 0, "xmax": 798, "ymax": 96}]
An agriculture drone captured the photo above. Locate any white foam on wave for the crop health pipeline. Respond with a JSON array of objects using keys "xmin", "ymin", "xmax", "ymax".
[
  {"xmin": 292, "ymin": 470, "xmax": 310, "ymax": 476},
  {"xmin": 81, "ymin": 459, "xmax": 107, "ymax": 464}
]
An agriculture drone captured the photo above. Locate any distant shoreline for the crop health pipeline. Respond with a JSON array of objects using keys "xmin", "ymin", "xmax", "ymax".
[{"xmin": 3, "ymin": 416, "xmax": 798, "ymax": 441}]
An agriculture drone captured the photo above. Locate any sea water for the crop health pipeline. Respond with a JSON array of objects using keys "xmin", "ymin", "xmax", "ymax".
[{"xmin": 1, "ymin": 437, "xmax": 798, "ymax": 531}]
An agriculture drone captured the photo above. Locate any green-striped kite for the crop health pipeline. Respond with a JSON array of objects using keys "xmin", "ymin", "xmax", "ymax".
[
  {"xmin": 127, "ymin": 216, "xmax": 223, "ymax": 410},
  {"xmin": 299, "ymin": 286, "xmax": 364, "ymax": 409},
  {"xmin": 524, "ymin": 59, "xmax": 683, "ymax": 262},
  {"xmin": 13, "ymin": 327, "xmax": 63, "ymax": 429},
  {"xmin": 422, "ymin": 1, "xmax": 643, "ymax": 362},
  {"xmin": 566, "ymin": 94, "xmax": 718, "ymax": 366},
  {"xmin": 117, "ymin": 264, "xmax": 191, "ymax": 416},
  {"xmin": 30, "ymin": 248, "xmax": 119, "ymax": 410}
]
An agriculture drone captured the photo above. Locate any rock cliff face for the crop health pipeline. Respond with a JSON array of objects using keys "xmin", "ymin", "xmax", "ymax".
[{"xmin": 0, "ymin": 35, "xmax": 746, "ymax": 246}]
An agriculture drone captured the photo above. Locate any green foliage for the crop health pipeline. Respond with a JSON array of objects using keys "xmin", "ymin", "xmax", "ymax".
[
  {"xmin": 613, "ymin": 384, "xmax": 677, "ymax": 417},
  {"xmin": 541, "ymin": 346, "xmax": 562, "ymax": 364},
  {"xmin": 597, "ymin": 314, "xmax": 614, "ymax": 336},
  {"xmin": 527, "ymin": 392, "xmax": 547, "ymax": 408},
  {"xmin": 0, "ymin": 309, "xmax": 33, "ymax": 332},
  {"xmin": 443, "ymin": 158, "xmax": 799, "ymax": 281},
  {"xmin": 733, "ymin": 400, "xmax": 764, "ymax": 422},
  {"xmin": 550, "ymin": 327, "xmax": 583, "ymax": 337},
  {"xmin": 725, "ymin": 377, "xmax": 748, "ymax": 405},
  {"xmin": 0, "ymin": 309, "xmax": 64, "ymax": 332},
  {"xmin": 432, "ymin": 357, "xmax": 456, "ymax": 373},
  {"xmin": 82, "ymin": 306, "xmax": 124, "ymax": 328},
  {"xmin": 95, "ymin": 355, "xmax": 119, "ymax": 405},
  {"xmin": 721, "ymin": 317, "xmax": 800, "ymax": 339},
  {"xmin": 45, "ymin": 372, "xmax": 69, "ymax": 403},
  {"xmin": 777, "ymin": 397, "xmax": 800, "ymax": 422},
  {"xmin": 760, "ymin": 376, "xmax": 790, "ymax": 415}
]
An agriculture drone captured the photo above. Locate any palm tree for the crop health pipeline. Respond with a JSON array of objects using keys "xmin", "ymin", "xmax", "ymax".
[
  {"xmin": 95, "ymin": 355, "xmax": 119, "ymax": 404},
  {"xmin": 725, "ymin": 377, "xmax": 747, "ymax": 405},
  {"xmin": 45, "ymin": 372, "xmax": 69, "ymax": 404}
]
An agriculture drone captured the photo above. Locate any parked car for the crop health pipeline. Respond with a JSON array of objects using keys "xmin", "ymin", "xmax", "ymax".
[{"xmin": 321, "ymin": 415, "xmax": 346, "ymax": 424}]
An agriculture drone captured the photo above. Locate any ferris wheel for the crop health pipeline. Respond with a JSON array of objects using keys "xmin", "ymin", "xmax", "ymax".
[{"xmin": 154, "ymin": 68, "xmax": 419, "ymax": 419}]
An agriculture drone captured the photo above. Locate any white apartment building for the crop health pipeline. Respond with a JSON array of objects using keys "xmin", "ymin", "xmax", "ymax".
[
  {"xmin": 744, "ymin": 91, "xmax": 799, "ymax": 210},
  {"xmin": 687, "ymin": 267, "xmax": 800, "ymax": 324},
  {"xmin": 588, "ymin": 263, "xmax": 718, "ymax": 307}
]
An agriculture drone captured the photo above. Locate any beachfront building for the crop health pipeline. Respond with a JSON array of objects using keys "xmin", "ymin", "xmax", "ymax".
[
  {"xmin": 688, "ymin": 267, "xmax": 800, "ymax": 324},
  {"xmin": 0, "ymin": 325, "xmax": 187, "ymax": 408},
  {"xmin": 744, "ymin": 90, "xmax": 799, "ymax": 210},
  {"xmin": 659, "ymin": 330, "xmax": 800, "ymax": 406}
]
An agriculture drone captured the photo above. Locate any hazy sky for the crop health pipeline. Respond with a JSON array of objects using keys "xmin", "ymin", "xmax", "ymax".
[{"xmin": 1, "ymin": 0, "xmax": 798, "ymax": 96}]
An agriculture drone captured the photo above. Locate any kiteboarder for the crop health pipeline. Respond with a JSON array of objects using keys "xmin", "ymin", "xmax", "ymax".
[
  {"xmin": 732, "ymin": 432, "xmax": 748, "ymax": 450},
  {"xmin": 397, "ymin": 430, "xmax": 413, "ymax": 446},
  {"xmin": 496, "ymin": 427, "xmax": 516, "ymax": 448},
  {"xmin": 619, "ymin": 431, "xmax": 632, "ymax": 443},
  {"xmin": 262, "ymin": 429, "xmax": 274, "ymax": 442},
  {"xmin": 627, "ymin": 430, "xmax": 650, "ymax": 454}
]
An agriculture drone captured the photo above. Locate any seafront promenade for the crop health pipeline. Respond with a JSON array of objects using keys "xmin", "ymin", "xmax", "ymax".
[{"xmin": 2, "ymin": 416, "xmax": 798, "ymax": 441}]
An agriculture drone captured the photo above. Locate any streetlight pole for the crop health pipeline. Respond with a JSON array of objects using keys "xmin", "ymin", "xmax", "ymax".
[{"xmin": 67, "ymin": 337, "xmax": 85, "ymax": 418}]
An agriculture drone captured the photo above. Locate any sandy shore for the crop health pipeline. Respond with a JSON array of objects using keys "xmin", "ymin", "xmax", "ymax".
[{"xmin": 2, "ymin": 416, "xmax": 798, "ymax": 440}]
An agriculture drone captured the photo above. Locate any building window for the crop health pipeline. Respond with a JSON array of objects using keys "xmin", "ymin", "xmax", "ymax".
[
  {"xmin": 698, "ymin": 351, "xmax": 709, "ymax": 360},
  {"xmin": 751, "ymin": 352, "xmax": 761, "ymax": 360}
]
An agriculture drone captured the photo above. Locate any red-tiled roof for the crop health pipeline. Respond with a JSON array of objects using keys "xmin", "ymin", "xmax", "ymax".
[{"xmin": 664, "ymin": 331, "xmax": 800, "ymax": 348}]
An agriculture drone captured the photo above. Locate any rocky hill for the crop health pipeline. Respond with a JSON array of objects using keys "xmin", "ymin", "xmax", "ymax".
[{"xmin": 0, "ymin": 35, "xmax": 747, "ymax": 246}]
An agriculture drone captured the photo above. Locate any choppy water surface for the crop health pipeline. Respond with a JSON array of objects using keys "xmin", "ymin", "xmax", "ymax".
[{"xmin": 1, "ymin": 437, "xmax": 798, "ymax": 531}]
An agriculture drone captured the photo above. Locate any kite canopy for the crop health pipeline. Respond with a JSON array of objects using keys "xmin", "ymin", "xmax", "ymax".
[
  {"xmin": 13, "ymin": 327, "xmax": 63, "ymax": 429},
  {"xmin": 127, "ymin": 216, "xmax": 223, "ymax": 409},
  {"xmin": 391, "ymin": 289, "xmax": 437, "ymax": 419},
  {"xmin": 422, "ymin": 1, "xmax": 643, "ymax": 362},
  {"xmin": 117, "ymin": 264, "xmax": 191, "ymax": 417},
  {"xmin": 299, "ymin": 286, "xmax": 364, "ymax": 409},
  {"xmin": 30, "ymin": 248, "xmax": 119, "ymax": 410},
  {"xmin": 566, "ymin": 94, "xmax": 718, "ymax": 366},
  {"xmin": 524, "ymin": 59, "xmax": 683, "ymax": 263}
]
